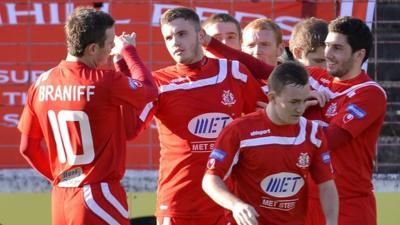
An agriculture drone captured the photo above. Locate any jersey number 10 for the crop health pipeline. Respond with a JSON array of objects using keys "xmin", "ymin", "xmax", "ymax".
[{"xmin": 48, "ymin": 110, "xmax": 95, "ymax": 165}]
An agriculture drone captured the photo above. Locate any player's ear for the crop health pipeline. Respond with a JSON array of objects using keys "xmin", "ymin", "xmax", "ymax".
[
  {"xmin": 85, "ymin": 43, "xmax": 98, "ymax": 56},
  {"xmin": 292, "ymin": 47, "xmax": 303, "ymax": 60},
  {"xmin": 277, "ymin": 42, "xmax": 285, "ymax": 57},
  {"xmin": 267, "ymin": 90, "xmax": 276, "ymax": 103},
  {"xmin": 198, "ymin": 28, "xmax": 206, "ymax": 44},
  {"xmin": 355, "ymin": 48, "xmax": 366, "ymax": 63}
]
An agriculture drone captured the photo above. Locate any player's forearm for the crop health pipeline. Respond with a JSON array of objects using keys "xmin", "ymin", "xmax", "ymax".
[
  {"xmin": 318, "ymin": 180, "xmax": 339, "ymax": 225},
  {"xmin": 121, "ymin": 105, "xmax": 145, "ymax": 140},
  {"xmin": 22, "ymin": 152, "xmax": 53, "ymax": 182},
  {"xmin": 121, "ymin": 45, "xmax": 158, "ymax": 99},
  {"xmin": 205, "ymin": 37, "xmax": 274, "ymax": 80},
  {"xmin": 114, "ymin": 57, "xmax": 130, "ymax": 76},
  {"xmin": 202, "ymin": 174, "xmax": 243, "ymax": 211},
  {"xmin": 20, "ymin": 135, "xmax": 53, "ymax": 181}
]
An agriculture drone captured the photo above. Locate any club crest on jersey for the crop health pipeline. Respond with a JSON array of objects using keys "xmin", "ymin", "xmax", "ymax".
[
  {"xmin": 221, "ymin": 90, "xmax": 236, "ymax": 107},
  {"xmin": 296, "ymin": 153, "xmax": 310, "ymax": 169},
  {"xmin": 325, "ymin": 102, "xmax": 338, "ymax": 117}
]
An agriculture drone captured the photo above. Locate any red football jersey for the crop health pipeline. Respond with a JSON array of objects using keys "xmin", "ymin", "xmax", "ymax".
[
  {"xmin": 18, "ymin": 47, "xmax": 156, "ymax": 187},
  {"xmin": 308, "ymin": 68, "xmax": 387, "ymax": 198},
  {"xmin": 206, "ymin": 109, "xmax": 333, "ymax": 225},
  {"xmin": 139, "ymin": 57, "xmax": 267, "ymax": 218}
]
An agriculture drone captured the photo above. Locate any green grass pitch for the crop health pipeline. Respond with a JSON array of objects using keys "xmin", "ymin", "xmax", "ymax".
[{"xmin": 0, "ymin": 192, "xmax": 398, "ymax": 225}]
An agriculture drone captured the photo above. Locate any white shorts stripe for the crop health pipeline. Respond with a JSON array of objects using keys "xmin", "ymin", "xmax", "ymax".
[
  {"xmin": 157, "ymin": 217, "xmax": 170, "ymax": 225},
  {"xmin": 101, "ymin": 183, "xmax": 129, "ymax": 219},
  {"xmin": 83, "ymin": 185, "xmax": 119, "ymax": 225}
]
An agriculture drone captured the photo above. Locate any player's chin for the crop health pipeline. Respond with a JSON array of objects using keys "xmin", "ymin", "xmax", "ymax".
[
  {"xmin": 289, "ymin": 116, "xmax": 301, "ymax": 124},
  {"xmin": 173, "ymin": 56, "xmax": 185, "ymax": 63}
]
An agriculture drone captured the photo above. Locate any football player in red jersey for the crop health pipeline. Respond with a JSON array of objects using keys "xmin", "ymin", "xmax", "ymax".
[
  {"xmin": 241, "ymin": 18, "xmax": 285, "ymax": 67},
  {"xmin": 202, "ymin": 13, "xmax": 242, "ymax": 51},
  {"xmin": 18, "ymin": 7, "xmax": 157, "ymax": 225},
  {"xmin": 203, "ymin": 16, "xmax": 387, "ymax": 225},
  {"xmin": 137, "ymin": 7, "xmax": 266, "ymax": 225},
  {"xmin": 305, "ymin": 16, "xmax": 387, "ymax": 225},
  {"xmin": 289, "ymin": 17, "xmax": 328, "ymax": 69},
  {"xmin": 203, "ymin": 62, "xmax": 338, "ymax": 225}
]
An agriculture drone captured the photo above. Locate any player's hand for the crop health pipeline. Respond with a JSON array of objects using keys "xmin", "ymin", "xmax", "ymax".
[
  {"xmin": 256, "ymin": 101, "xmax": 268, "ymax": 109},
  {"xmin": 201, "ymin": 29, "xmax": 212, "ymax": 47},
  {"xmin": 306, "ymin": 90, "xmax": 330, "ymax": 108},
  {"xmin": 112, "ymin": 54, "xmax": 123, "ymax": 63},
  {"xmin": 232, "ymin": 201, "xmax": 259, "ymax": 225},
  {"xmin": 112, "ymin": 32, "xmax": 136, "ymax": 55}
]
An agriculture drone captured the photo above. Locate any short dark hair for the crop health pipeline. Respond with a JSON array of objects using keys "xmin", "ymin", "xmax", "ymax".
[
  {"xmin": 289, "ymin": 17, "xmax": 328, "ymax": 55},
  {"xmin": 202, "ymin": 13, "xmax": 241, "ymax": 38},
  {"xmin": 65, "ymin": 7, "xmax": 115, "ymax": 57},
  {"xmin": 268, "ymin": 62, "xmax": 309, "ymax": 95},
  {"xmin": 329, "ymin": 16, "xmax": 372, "ymax": 63},
  {"xmin": 160, "ymin": 7, "xmax": 201, "ymax": 31}
]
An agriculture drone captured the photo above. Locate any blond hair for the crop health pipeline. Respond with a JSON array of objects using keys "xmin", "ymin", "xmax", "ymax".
[{"xmin": 243, "ymin": 18, "xmax": 282, "ymax": 45}]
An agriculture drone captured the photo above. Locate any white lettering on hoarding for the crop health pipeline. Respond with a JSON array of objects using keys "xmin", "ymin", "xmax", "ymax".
[
  {"xmin": 6, "ymin": 3, "xmax": 45, "ymax": 24},
  {"xmin": 3, "ymin": 92, "xmax": 27, "ymax": 105},
  {"xmin": 234, "ymin": 11, "xmax": 265, "ymax": 22},
  {"xmin": 275, "ymin": 16, "xmax": 301, "ymax": 40},
  {"xmin": 2, "ymin": 113, "xmax": 19, "ymax": 127},
  {"xmin": 152, "ymin": 3, "xmax": 179, "ymax": 26},
  {"xmin": 0, "ymin": 70, "xmax": 43, "ymax": 84},
  {"xmin": 196, "ymin": 7, "xmax": 227, "ymax": 21},
  {"xmin": 2, "ymin": 2, "xmax": 129, "ymax": 25}
]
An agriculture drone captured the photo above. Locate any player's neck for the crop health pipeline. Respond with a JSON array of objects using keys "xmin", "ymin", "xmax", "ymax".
[
  {"xmin": 176, "ymin": 56, "xmax": 207, "ymax": 72},
  {"xmin": 335, "ymin": 65, "xmax": 362, "ymax": 81},
  {"xmin": 266, "ymin": 105, "xmax": 286, "ymax": 126},
  {"xmin": 66, "ymin": 54, "xmax": 97, "ymax": 68}
]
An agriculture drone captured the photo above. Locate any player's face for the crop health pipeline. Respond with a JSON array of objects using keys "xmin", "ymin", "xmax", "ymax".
[
  {"xmin": 272, "ymin": 83, "xmax": 309, "ymax": 125},
  {"xmin": 162, "ymin": 18, "xmax": 204, "ymax": 65},
  {"xmin": 324, "ymin": 32, "xmax": 357, "ymax": 78},
  {"xmin": 95, "ymin": 26, "xmax": 115, "ymax": 66},
  {"xmin": 205, "ymin": 22, "xmax": 241, "ymax": 50},
  {"xmin": 300, "ymin": 46, "xmax": 326, "ymax": 68},
  {"xmin": 242, "ymin": 29, "xmax": 283, "ymax": 66}
]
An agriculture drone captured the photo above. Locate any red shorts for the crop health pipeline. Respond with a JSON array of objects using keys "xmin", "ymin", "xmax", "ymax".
[
  {"xmin": 52, "ymin": 182, "xmax": 130, "ymax": 225},
  {"xmin": 339, "ymin": 195, "xmax": 377, "ymax": 225},
  {"xmin": 157, "ymin": 215, "xmax": 227, "ymax": 225},
  {"xmin": 305, "ymin": 194, "xmax": 377, "ymax": 225}
]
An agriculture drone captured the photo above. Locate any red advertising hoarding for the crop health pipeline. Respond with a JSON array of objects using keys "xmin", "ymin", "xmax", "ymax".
[{"xmin": 0, "ymin": 0, "xmax": 375, "ymax": 169}]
